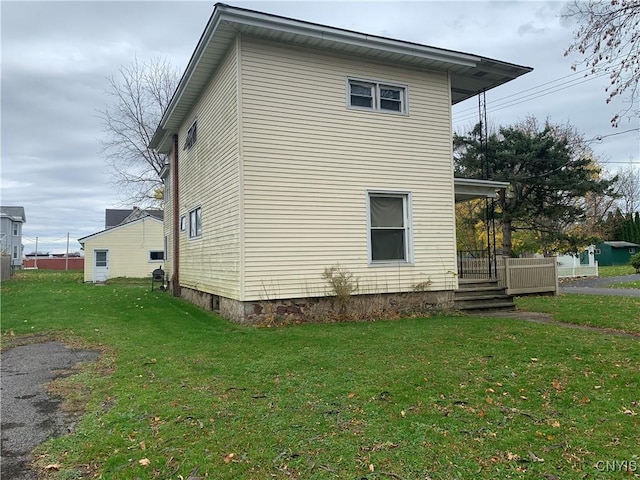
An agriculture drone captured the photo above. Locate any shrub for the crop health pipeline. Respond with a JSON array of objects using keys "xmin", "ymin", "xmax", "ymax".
[{"xmin": 630, "ymin": 252, "xmax": 640, "ymax": 273}]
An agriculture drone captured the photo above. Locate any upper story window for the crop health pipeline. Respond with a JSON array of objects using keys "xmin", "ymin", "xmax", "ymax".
[
  {"xmin": 367, "ymin": 191, "xmax": 412, "ymax": 263},
  {"xmin": 189, "ymin": 207, "xmax": 202, "ymax": 238},
  {"xmin": 348, "ymin": 79, "xmax": 407, "ymax": 114},
  {"xmin": 184, "ymin": 120, "xmax": 197, "ymax": 150},
  {"xmin": 13, "ymin": 223, "xmax": 19, "ymax": 236}
]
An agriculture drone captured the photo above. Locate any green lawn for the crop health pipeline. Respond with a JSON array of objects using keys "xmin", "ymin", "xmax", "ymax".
[
  {"xmin": 515, "ymin": 294, "xmax": 640, "ymax": 335},
  {"xmin": 2, "ymin": 271, "xmax": 639, "ymax": 480},
  {"xmin": 598, "ymin": 265, "xmax": 636, "ymax": 277}
]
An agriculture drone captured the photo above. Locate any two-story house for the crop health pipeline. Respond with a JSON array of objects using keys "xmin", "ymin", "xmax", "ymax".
[
  {"xmin": 150, "ymin": 4, "xmax": 532, "ymax": 322},
  {"xmin": 1, "ymin": 206, "xmax": 26, "ymax": 269}
]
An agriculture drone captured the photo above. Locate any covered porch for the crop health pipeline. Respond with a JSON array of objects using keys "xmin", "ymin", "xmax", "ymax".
[{"xmin": 454, "ymin": 177, "xmax": 508, "ymax": 280}]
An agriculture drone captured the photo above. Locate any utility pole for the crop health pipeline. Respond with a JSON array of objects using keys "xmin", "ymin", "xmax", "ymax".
[{"xmin": 65, "ymin": 232, "xmax": 69, "ymax": 271}]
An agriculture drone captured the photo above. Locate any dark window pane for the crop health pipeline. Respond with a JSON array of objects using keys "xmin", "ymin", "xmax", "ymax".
[
  {"xmin": 381, "ymin": 99, "xmax": 401, "ymax": 111},
  {"xmin": 351, "ymin": 95, "xmax": 373, "ymax": 108},
  {"xmin": 380, "ymin": 88, "xmax": 400, "ymax": 100},
  {"xmin": 371, "ymin": 230, "xmax": 405, "ymax": 261},
  {"xmin": 370, "ymin": 196, "xmax": 404, "ymax": 227},
  {"xmin": 150, "ymin": 251, "xmax": 164, "ymax": 261},
  {"xmin": 351, "ymin": 84, "xmax": 372, "ymax": 96}
]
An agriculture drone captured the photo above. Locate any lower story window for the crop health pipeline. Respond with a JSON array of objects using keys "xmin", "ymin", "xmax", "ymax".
[
  {"xmin": 149, "ymin": 250, "xmax": 164, "ymax": 261},
  {"xmin": 368, "ymin": 191, "xmax": 411, "ymax": 263}
]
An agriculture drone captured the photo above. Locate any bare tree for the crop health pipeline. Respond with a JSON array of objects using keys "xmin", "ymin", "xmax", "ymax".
[
  {"xmin": 564, "ymin": 0, "xmax": 640, "ymax": 126},
  {"xmin": 615, "ymin": 163, "xmax": 640, "ymax": 213},
  {"xmin": 99, "ymin": 57, "xmax": 179, "ymax": 205}
]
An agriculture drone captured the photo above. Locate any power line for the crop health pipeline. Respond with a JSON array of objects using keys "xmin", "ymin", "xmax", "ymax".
[
  {"xmin": 455, "ymin": 55, "xmax": 622, "ymax": 121},
  {"xmin": 453, "ymin": 71, "xmax": 611, "ymax": 124}
]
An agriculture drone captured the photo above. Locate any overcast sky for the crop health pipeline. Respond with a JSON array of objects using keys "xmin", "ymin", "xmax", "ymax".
[{"xmin": 2, "ymin": 1, "xmax": 639, "ymax": 255}]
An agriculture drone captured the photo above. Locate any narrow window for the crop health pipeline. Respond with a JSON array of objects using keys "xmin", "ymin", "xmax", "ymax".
[
  {"xmin": 368, "ymin": 192, "xmax": 411, "ymax": 263},
  {"xmin": 13, "ymin": 223, "xmax": 19, "ymax": 236},
  {"xmin": 13, "ymin": 246, "xmax": 18, "ymax": 259},
  {"xmin": 180, "ymin": 215, "xmax": 187, "ymax": 232},
  {"xmin": 149, "ymin": 250, "xmax": 165, "ymax": 261},
  {"xmin": 184, "ymin": 120, "xmax": 197, "ymax": 150},
  {"xmin": 189, "ymin": 207, "xmax": 202, "ymax": 238}
]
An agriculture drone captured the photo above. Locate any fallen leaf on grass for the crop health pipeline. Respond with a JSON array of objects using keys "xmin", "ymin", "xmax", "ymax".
[
  {"xmin": 138, "ymin": 458, "xmax": 150, "ymax": 467},
  {"xmin": 44, "ymin": 464, "xmax": 61, "ymax": 471},
  {"xmin": 550, "ymin": 420, "xmax": 560, "ymax": 428},
  {"xmin": 223, "ymin": 453, "xmax": 235, "ymax": 464},
  {"xmin": 551, "ymin": 379, "xmax": 563, "ymax": 392}
]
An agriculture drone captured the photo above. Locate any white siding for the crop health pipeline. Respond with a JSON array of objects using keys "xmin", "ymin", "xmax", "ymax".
[
  {"xmin": 177, "ymin": 40, "xmax": 242, "ymax": 299},
  {"xmin": 241, "ymin": 38, "xmax": 457, "ymax": 301},
  {"xmin": 82, "ymin": 218, "xmax": 164, "ymax": 282}
]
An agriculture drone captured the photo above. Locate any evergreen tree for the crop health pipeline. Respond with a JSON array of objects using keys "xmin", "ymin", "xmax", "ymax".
[{"xmin": 454, "ymin": 118, "xmax": 616, "ymax": 256}]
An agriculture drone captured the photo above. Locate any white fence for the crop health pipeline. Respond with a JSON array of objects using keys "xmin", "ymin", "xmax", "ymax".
[{"xmin": 557, "ymin": 263, "xmax": 599, "ymax": 278}]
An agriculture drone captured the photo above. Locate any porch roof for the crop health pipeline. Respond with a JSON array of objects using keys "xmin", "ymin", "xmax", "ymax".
[{"xmin": 454, "ymin": 178, "xmax": 509, "ymax": 203}]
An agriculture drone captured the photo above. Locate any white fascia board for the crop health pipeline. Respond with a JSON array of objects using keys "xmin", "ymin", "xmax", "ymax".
[{"xmin": 221, "ymin": 7, "xmax": 480, "ymax": 67}]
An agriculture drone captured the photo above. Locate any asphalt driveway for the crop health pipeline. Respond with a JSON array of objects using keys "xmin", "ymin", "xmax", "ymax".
[
  {"xmin": 0, "ymin": 341, "xmax": 99, "ymax": 480},
  {"xmin": 559, "ymin": 274, "xmax": 640, "ymax": 297}
]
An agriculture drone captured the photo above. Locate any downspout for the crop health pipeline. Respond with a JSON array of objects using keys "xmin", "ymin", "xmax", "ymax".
[{"xmin": 172, "ymin": 133, "xmax": 181, "ymax": 297}]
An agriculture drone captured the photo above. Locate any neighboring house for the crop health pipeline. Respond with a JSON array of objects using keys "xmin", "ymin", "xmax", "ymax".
[
  {"xmin": 105, "ymin": 208, "xmax": 163, "ymax": 229},
  {"xmin": 0, "ymin": 206, "xmax": 26, "ymax": 268},
  {"xmin": 78, "ymin": 208, "xmax": 164, "ymax": 282},
  {"xmin": 149, "ymin": 4, "xmax": 532, "ymax": 322},
  {"xmin": 594, "ymin": 241, "xmax": 640, "ymax": 267}
]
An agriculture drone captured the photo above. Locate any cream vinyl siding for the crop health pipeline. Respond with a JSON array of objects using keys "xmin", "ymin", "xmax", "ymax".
[
  {"xmin": 82, "ymin": 217, "xmax": 164, "ymax": 282},
  {"xmin": 241, "ymin": 38, "xmax": 457, "ymax": 301},
  {"xmin": 177, "ymin": 40, "xmax": 241, "ymax": 299}
]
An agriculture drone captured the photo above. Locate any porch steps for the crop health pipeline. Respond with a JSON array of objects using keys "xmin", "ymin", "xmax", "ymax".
[{"xmin": 454, "ymin": 278, "xmax": 515, "ymax": 312}]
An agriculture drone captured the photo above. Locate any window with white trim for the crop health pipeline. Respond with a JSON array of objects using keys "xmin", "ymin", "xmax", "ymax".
[
  {"xmin": 367, "ymin": 192, "xmax": 411, "ymax": 263},
  {"xmin": 149, "ymin": 250, "xmax": 164, "ymax": 261},
  {"xmin": 180, "ymin": 215, "xmax": 187, "ymax": 232},
  {"xmin": 13, "ymin": 246, "xmax": 18, "ymax": 259},
  {"xmin": 184, "ymin": 120, "xmax": 197, "ymax": 150},
  {"xmin": 348, "ymin": 79, "xmax": 406, "ymax": 113},
  {"xmin": 13, "ymin": 223, "xmax": 19, "ymax": 236},
  {"xmin": 189, "ymin": 207, "xmax": 202, "ymax": 238}
]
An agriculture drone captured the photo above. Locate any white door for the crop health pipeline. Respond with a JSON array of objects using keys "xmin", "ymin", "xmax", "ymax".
[{"xmin": 94, "ymin": 250, "xmax": 109, "ymax": 282}]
